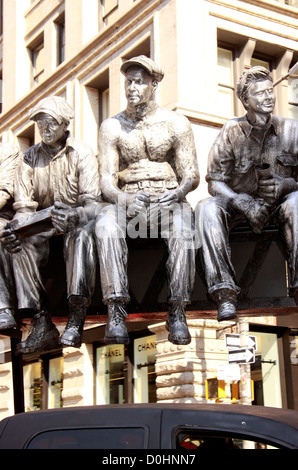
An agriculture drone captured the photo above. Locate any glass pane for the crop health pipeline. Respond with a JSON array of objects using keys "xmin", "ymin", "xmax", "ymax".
[
  {"xmin": 288, "ymin": 104, "xmax": 298, "ymax": 120},
  {"xmin": 218, "ymin": 86, "xmax": 234, "ymax": 116},
  {"xmin": 27, "ymin": 427, "xmax": 145, "ymax": 449},
  {"xmin": 48, "ymin": 357, "xmax": 63, "ymax": 409},
  {"xmin": 217, "ymin": 48, "xmax": 233, "ymax": 86},
  {"xmin": 23, "ymin": 362, "xmax": 42, "ymax": 412},
  {"xmin": 288, "ymin": 75, "xmax": 298, "ymax": 104},
  {"xmin": 251, "ymin": 58, "xmax": 270, "ymax": 69},
  {"xmin": 134, "ymin": 335, "xmax": 156, "ymax": 403},
  {"xmin": 251, "ymin": 331, "xmax": 282, "ymax": 408},
  {"xmin": 96, "ymin": 344, "xmax": 125, "ymax": 404}
]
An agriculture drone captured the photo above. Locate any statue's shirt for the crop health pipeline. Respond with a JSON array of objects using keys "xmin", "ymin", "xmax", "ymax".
[
  {"xmin": 13, "ymin": 134, "xmax": 100, "ymax": 213},
  {"xmin": 0, "ymin": 143, "xmax": 20, "ymax": 219},
  {"xmin": 207, "ymin": 114, "xmax": 298, "ymax": 197}
]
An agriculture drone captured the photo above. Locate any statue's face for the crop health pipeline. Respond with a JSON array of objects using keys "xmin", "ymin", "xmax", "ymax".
[
  {"xmin": 244, "ymin": 79, "xmax": 275, "ymax": 115},
  {"xmin": 124, "ymin": 67, "xmax": 156, "ymax": 106},
  {"xmin": 36, "ymin": 113, "xmax": 67, "ymax": 147}
]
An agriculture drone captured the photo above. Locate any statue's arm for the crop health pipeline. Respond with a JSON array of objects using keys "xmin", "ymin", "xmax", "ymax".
[
  {"xmin": 174, "ymin": 115, "xmax": 200, "ymax": 199},
  {"xmin": 13, "ymin": 154, "xmax": 39, "ymax": 215},
  {"xmin": 0, "ymin": 144, "xmax": 21, "ymax": 211},
  {"xmin": 98, "ymin": 119, "xmax": 124, "ymax": 205}
]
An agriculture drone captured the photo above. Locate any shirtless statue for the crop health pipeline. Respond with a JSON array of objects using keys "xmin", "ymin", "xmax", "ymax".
[{"xmin": 95, "ymin": 56, "xmax": 200, "ymax": 345}]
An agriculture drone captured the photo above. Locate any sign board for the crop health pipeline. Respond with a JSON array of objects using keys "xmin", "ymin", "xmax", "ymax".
[
  {"xmin": 228, "ymin": 348, "xmax": 255, "ymax": 364},
  {"xmin": 225, "ymin": 333, "xmax": 257, "ymax": 350}
]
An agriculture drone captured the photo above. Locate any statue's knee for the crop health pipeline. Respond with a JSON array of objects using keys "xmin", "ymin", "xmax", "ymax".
[
  {"xmin": 196, "ymin": 197, "xmax": 222, "ymax": 222},
  {"xmin": 94, "ymin": 215, "xmax": 120, "ymax": 239}
]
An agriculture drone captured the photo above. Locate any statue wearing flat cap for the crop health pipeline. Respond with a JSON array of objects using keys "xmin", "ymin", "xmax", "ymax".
[
  {"xmin": 1, "ymin": 96, "xmax": 101, "ymax": 353},
  {"xmin": 95, "ymin": 55, "xmax": 200, "ymax": 345}
]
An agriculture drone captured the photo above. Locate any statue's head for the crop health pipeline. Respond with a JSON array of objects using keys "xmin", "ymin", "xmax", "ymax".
[
  {"xmin": 121, "ymin": 55, "xmax": 164, "ymax": 107},
  {"xmin": 236, "ymin": 66, "xmax": 275, "ymax": 114},
  {"xmin": 28, "ymin": 96, "xmax": 74, "ymax": 148}
]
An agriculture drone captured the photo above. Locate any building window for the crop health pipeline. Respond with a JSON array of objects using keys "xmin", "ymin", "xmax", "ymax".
[
  {"xmin": 134, "ymin": 335, "xmax": 156, "ymax": 403},
  {"xmin": 251, "ymin": 57, "xmax": 270, "ymax": 70},
  {"xmin": 217, "ymin": 47, "xmax": 235, "ymax": 116},
  {"xmin": 95, "ymin": 334, "xmax": 157, "ymax": 405},
  {"xmin": 288, "ymin": 75, "xmax": 298, "ymax": 119},
  {"xmin": 31, "ymin": 39, "xmax": 45, "ymax": 84},
  {"xmin": 23, "ymin": 355, "xmax": 63, "ymax": 411},
  {"xmin": 17, "ymin": 124, "xmax": 35, "ymax": 153},
  {"xmin": 56, "ymin": 17, "xmax": 65, "ymax": 66}
]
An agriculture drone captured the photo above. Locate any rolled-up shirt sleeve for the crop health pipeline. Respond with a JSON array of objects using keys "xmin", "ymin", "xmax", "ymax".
[
  {"xmin": 76, "ymin": 142, "xmax": 101, "ymax": 206},
  {"xmin": 206, "ymin": 123, "xmax": 235, "ymax": 184},
  {"xmin": 13, "ymin": 154, "xmax": 39, "ymax": 213}
]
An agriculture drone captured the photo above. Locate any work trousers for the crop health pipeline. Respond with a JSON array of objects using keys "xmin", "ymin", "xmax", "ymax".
[
  {"xmin": 195, "ymin": 191, "xmax": 298, "ymax": 298},
  {"xmin": 10, "ymin": 220, "xmax": 96, "ymax": 312},
  {"xmin": 94, "ymin": 200, "xmax": 197, "ymax": 305}
]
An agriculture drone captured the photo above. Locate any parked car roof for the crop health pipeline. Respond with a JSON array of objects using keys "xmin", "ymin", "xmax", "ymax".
[{"xmin": 0, "ymin": 403, "xmax": 297, "ymax": 449}]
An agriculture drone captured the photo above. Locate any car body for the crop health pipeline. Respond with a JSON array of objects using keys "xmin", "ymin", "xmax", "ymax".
[{"xmin": 0, "ymin": 403, "xmax": 297, "ymax": 449}]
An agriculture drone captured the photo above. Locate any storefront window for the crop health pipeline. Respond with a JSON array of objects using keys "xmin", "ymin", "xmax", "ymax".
[
  {"xmin": 96, "ymin": 344, "xmax": 125, "ymax": 404},
  {"xmin": 251, "ymin": 331, "xmax": 282, "ymax": 408},
  {"xmin": 134, "ymin": 335, "xmax": 156, "ymax": 403},
  {"xmin": 48, "ymin": 357, "xmax": 63, "ymax": 409},
  {"xmin": 24, "ymin": 362, "xmax": 42, "ymax": 412}
]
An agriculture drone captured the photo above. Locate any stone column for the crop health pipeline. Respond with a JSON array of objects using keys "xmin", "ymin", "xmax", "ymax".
[
  {"xmin": 62, "ymin": 343, "xmax": 94, "ymax": 407},
  {"xmin": 148, "ymin": 319, "xmax": 231, "ymax": 403}
]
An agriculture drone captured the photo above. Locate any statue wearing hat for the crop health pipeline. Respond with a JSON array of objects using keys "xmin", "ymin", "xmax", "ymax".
[
  {"xmin": 0, "ymin": 96, "xmax": 101, "ymax": 353},
  {"xmin": 196, "ymin": 66, "xmax": 298, "ymax": 321},
  {"xmin": 95, "ymin": 55, "xmax": 200, "ymax": 345}
]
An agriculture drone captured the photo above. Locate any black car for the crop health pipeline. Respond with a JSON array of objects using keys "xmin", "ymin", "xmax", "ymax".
[{"xmin": 0, "ymin": 403, "xmax": 297, "ymax": 449}]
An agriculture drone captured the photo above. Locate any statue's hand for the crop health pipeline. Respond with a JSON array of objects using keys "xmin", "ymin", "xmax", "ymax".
[
  {"xmin": 258, "ymin": 175, "xmax": 297, "ymax": 206},
  {"xmin": 155, "ymin": 189, "xmax": 183, "ymax": 206},
  {"xmin": 126, "ymin": 192, "xmax": 150, "ymax": 217},
  {"xmin": 0, "ymin": 228, "xmax": 22, "ymax": 253},
  {"xmin": 231, "ymin": 193, "xmax": 270, "ymax": 234},
  {"xmin": 51, "ymin": 201, "xmax": 80, "ymax": 233}
]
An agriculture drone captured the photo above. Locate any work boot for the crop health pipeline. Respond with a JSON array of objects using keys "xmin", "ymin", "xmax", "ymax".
[
  {"xmin": 292, "ymin": 288, "xmax": 298, "ymax": 307},
  {"xmin": 0, "ymin": 308, "xmax": 17, "ymax": 330},
  {"xmin": 104, "ymin": 300, "xmax": 129, "ymax": 345},
  {"xmin": 60, "ymin": 296, "xmax": 89, "ymax": 348},
  {"xmin": 212, "ymin": 289, "xmax": 238, "ymax": 322},
  {"xmin": 16, "ymin": 310, "xmax": 59, "ymax": 354},
  {"xmin": 166, "ymin": 302, "xmax": 191, "ymax": 345}
]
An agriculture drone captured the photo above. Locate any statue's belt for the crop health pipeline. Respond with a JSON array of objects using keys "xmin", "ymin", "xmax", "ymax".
[{"xmin": 122, "ymin": 180, "xmax": 178, "ymax": 193}]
